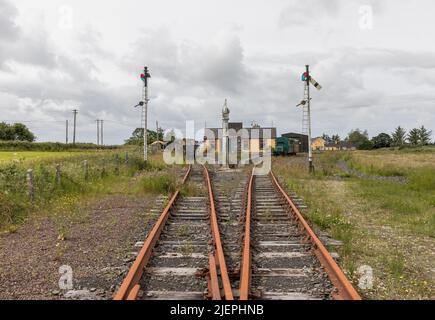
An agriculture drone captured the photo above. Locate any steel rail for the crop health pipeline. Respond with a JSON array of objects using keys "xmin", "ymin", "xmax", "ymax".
[
  {"xmin": 269, "ymin": 170, "xmax": 361, "ymax": 300},
  {"xmin": 239, "ymin": 168, "xmax": 254, "ymax": 300},
  {"xmin": 208, "ymin": 253, "xmax": 221, "ymax": 300},
  {"xmin": 202, "ymin": 165, "xmax": 234, "ymax": 300},
  {"xmin": 113, "ymin": 165, "xmax": 192, "ymax": 300}
]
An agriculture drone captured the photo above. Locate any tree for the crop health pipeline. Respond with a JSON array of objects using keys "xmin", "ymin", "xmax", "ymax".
[
  {"xmin": 0, "ymin": 122, "xmax": 35, "ymax": 142},
  {"xmin": 124, "ymin": 128, "xmax": 162, "ymax": 145},
  {"xmin": 418, "ymin": 126, "xmax": 432, "ymax": 145},
  {"xmin": 391, "ymin": 126, "xmax": 407, "ymax": 147},
  {"xmin": 331, "ymin": 134, "xmax": 341, "ymax": 144},
  {"xmin": 407, "ymin": 128, "xmax": 420, "ymax": 146},
  {"xmin": 11, "ymin": 123, "xmax": 35, "ymax": 142},
  {"xmin": 322, "ymin": 133, "xmax": 332, "ymax": 144},
  {"xmin": 359, "ymin": 139, "xmax": 374, "ymax": 150},
  {"xmin": 347, "ymin": 129, "xmax": 370, "ymax": 149},
  {"xmin": 371, "ymin": 133, "xmax": 392, "ymax": 149},
  {"xmin": 0, "ymin": 122, "xmax": 14, "ymax": 141}
]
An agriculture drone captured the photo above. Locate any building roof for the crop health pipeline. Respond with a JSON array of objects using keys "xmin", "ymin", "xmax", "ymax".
[{"xmin": 282, "ymin": 132, "xmax": 308, "ymax": 140}]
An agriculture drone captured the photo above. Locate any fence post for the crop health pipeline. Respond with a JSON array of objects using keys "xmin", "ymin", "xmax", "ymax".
[
  {"xmin": 101, "ymin": 159, "xmax": 106, "ymax": 178},
  {"xmin": 125, "ymin": 152, "xmax": 129, "ymax": 164},
  {"xmin": 27, "ymin": 169, "xmax": 34, "ymax": 204},
  {"xmin": 56, "ymin": 164, "xmax": 61, "ymax": 185},
  {"xmin": 83, "ymin": 160, "xmax": 89, "ymax": 180},
  {"xmin": 115, "ymin": 154, "xmax": 120, "ymax": 175}
]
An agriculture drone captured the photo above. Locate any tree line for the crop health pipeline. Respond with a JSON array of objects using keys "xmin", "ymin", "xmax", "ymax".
[
  {"xmin": 125, "ymin": 127, "xmax": 165, "ymax": 145},
  {"xmin": 0, "ymin": 122, "xmax": 35, "ymax": 142},
  {"xmin": 322, "ymin": 125, "xmax": 433, "ymax": 150}
]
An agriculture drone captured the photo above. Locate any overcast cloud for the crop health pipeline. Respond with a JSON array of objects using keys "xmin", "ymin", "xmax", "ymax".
[{"xmin": 0, "ymin": 0, "xmax": 434, "ymax": 144}]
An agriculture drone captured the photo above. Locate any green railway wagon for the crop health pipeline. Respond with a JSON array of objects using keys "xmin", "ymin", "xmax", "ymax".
[{"xmin": 274, "ymin": 137, "xmax": 297, "ymax": 156}]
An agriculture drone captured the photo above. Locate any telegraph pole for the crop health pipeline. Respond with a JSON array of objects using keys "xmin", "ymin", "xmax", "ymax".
[
  {"xmin": 141, "ymin": 67, "xmax": 151, "ymax": 163},
  {"xmin": 65, "ymin": 120, "xmax": 69, "ymax": 144},
  {"xmin": 305, "ymin": 65, "xmax": 314, "ymax": 173},
  {"xmin": 100, "ymin": 120, "xmax": 104, "ymax": 146},
  {"xmin": 72, "ymin": 109, "xmax": 78, "ymax": 145},
  {"xmin": 96, "ymin": 120, "xmax": 100, "ymax": 145}
]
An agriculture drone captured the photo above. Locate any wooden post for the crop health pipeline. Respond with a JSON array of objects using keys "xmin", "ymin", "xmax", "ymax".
[
  {"xmin": 55, "ymin": 164, "xmax": 61, "ymax": 185},
  {"xmin": 83, "ymin": 160, "xmax": 89, "ymax": 180},
  {"xmin": 27, "ymin": 169, "xmax": 34, "ymax": 204},
  {"xmin": 125, "ymin": 152, "xmax": 129, "ymax": 164},
  {"xmin": 115, "ymin": 154, "xmax": 120, "ymax": 175}
]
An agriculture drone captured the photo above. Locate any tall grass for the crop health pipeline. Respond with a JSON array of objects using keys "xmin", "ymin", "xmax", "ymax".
[
  {"xmin": 140, "ymin": 173, "xmax": 176, "ymax": 194},
  {"xmin": 0, "ymin": 149, "xmax": 151, "ymax": 229}
]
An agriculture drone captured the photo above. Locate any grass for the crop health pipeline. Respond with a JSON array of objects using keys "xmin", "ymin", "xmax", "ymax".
[
  {"xmin": 0, "ymin": 151, "xmax": 100, "ymax": 163},
  {"xmin": 273, "ymin": 149, "xmax": 435, "ymax": 299},
  {"xmin": 0, "ymin": 148, "xmax": 169, "ymax": 232},
  {"xmin": 140, "ymin": 173, "xmax": 176, "ymax": 194}
]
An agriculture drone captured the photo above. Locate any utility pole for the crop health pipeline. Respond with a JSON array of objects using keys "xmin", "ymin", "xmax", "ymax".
[
  {"xmin": 72, "ymin": 109, "xmax": 78, "ymax": 145},
  {"xmin": 156, "ymin": 120, "xmax": 159, "ymax": 140},
  {"xmin": 100, "ymin": 120, "xmax": 104, "ymax": 146},
  {"xmin": 305, "ymin": 65, "xmax": 314, "ymax": 173},
  {"xmin": 65, "ymin": 120, "xmax": 69, "ymax": 144},
  {"xmin": 141, "ymin": 67, "xmax": 151, "ymax": 163},
  {"xmin": 96, "ymin": 120, "xmax": 100, "ymax": 145}
]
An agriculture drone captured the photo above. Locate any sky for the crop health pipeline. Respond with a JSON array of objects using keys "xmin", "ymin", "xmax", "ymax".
[{"xmin": 1, "ymin": 0, "xmax": 435, "ymax": 144}]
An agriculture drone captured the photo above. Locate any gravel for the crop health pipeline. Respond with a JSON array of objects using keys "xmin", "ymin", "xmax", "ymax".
[{"xmin": 0, "ymin": 194, "xmax": 158, "ymax": 300}]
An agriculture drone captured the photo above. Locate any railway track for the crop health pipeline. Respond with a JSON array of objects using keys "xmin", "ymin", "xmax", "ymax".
[
  {"xmin": 114, "ymin": 165, "xmax": 360, "ymax": 300},
  {"xmin": 239, "ymin": 168, "xmax": 361, "ymax": 300},
  {"xmin": 113, "ymin": 165, "xmax": 232, "ymax": 300}
]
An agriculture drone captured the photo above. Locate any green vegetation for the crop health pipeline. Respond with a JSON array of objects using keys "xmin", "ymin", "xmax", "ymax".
[
  {"xmin": 336, "ymin": 126, "xmax": 434, "ymax": 150},
  {"xmin": 0, "ymin": 151, "xmax": 100, "ymax": 163},
  {"xmin": 125, "ymin": 128, "xmax": 164, "ymax": 145},
  {"xmin": 0, "ymin": 141, "xmax": 118, "ymax": 152},
  {"xmin": 0, "ymin": 122, "xmax": 35, "ymax": 142},
  {"xmin": 273, "ymin": 148, "xmax": 435, "ymax": 299},
  {"xmin": 0, "ymin": 148, "xmax": 158, "ymax": 231},
  {"xmin": 140, "ymin": 173, "xmax": 176, "ymax": 194}
]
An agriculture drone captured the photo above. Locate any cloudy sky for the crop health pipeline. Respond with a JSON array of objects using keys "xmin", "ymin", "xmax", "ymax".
[{"xmin": 1, "ymin": 0, "xmax": 434, "ymax": 144}]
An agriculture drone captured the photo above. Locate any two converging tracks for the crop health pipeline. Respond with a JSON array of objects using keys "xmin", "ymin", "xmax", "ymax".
[
  {"xmin": 113, "ymin": 165, "xmax": 232, "ymax": 300},
  {"xmin": 114, "ymin": 165, "xmax": 361, "ymax": 300}
]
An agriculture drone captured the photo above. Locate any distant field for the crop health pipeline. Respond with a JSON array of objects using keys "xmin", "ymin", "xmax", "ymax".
[{"xmin": 0, "ymin": 151, "xmax": 94, "ymax": 163}]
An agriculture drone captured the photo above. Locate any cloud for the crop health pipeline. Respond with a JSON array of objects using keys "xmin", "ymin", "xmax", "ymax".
[
  {"xmin": 278, "ymin": 0, "xmax": 386, "ymax": 29},
  {"xmin": 0, "ymin": 0, "xmax": 57, "ymax": 70},
  {"xmin": 0, "ymin": 0, "xmax": 20, "ymax": 41},
  {"xmin": 122, "ymin": 28, "xmax": 249, "ymax": 94},
  {"xmin": 278, "ymin": 0, "xmax": 340, "ymax": 28}
]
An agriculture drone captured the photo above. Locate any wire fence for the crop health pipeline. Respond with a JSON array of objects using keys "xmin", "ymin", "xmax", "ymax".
[{"xmin": 0, "ymin": 149, "xmax": 146, "ymax": 226}]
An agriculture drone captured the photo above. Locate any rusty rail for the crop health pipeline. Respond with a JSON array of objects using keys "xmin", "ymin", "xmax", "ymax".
[
  {"xmin": 202, "ymin": 165, "xmax": 234, "ymax": 300},
  {"xmin": 113, "ymin": 165, "xmax": 192, "ymax": 300},
  {"xmin": 269, "ymin": 170, "xmax": 361, "ymax": 300},
  {"xmin": 239, "ymin": 168, "xmax": 254, "ymax": 300},
  {"xmin": 239, "ymin": 168, "xmax": 361, "ymax": 300}
]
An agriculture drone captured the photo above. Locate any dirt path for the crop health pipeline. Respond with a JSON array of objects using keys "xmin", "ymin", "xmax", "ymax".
[{"xmin": 0, "ymin": 194, "xmax": 158, "ymax": 300}]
